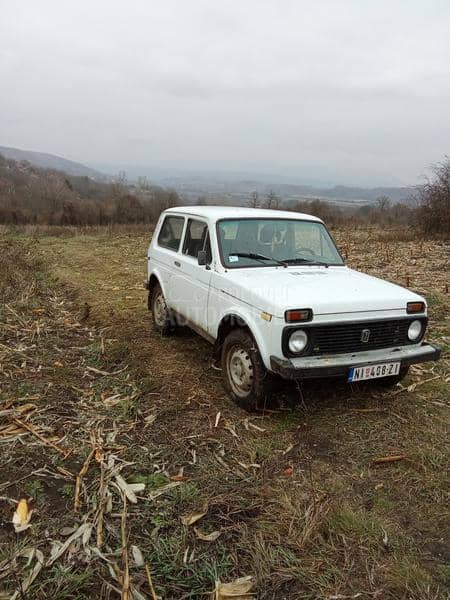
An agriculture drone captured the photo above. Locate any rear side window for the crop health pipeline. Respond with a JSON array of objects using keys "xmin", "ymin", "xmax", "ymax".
[
  {"xmin": 183, "ymin": 219, "xmax": 210, "ymax": 259},
  {"xmin": 157, "ymin": 216, "xmax": 184, "ymax": 251}
]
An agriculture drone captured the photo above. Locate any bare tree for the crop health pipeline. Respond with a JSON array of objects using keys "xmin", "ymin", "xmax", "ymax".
[
  {"xmin": 375, "ymin": 195, "xmax": 391, "ymax": 212},
  {"xmin": 414, "ymin": 158, "xmax": 450, "ymax": 236},
  {"xmin": 248, "ymin": 190, "xmax": 260, "ymax": 208},
  {"xmin": 137, "ymin": 176, "xmax": 151, "ymax": 192},
  {"xmin": 264, "ymin": 190, "xmax": 280, "ymax": 209},
  {"xmin": 111, "ymin": 170, "xmax": 128, "ymax": 200}
]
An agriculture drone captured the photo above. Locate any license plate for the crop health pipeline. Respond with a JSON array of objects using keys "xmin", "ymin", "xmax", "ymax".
[{"xmin": 348, "ymin": 362, "xmax": 401, "ymax": 382}]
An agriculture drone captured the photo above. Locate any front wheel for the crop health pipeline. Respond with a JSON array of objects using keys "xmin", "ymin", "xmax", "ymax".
[{"xmin": 221, "ymin": 329, "xmax": 269, "ymax": 411}]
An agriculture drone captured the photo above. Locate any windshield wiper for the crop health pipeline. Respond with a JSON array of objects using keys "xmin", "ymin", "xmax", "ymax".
[
  {"xmin": 231, "ymin": 252, "xmax": 288, "ymax": 268},
  {"xmin": 283, "ymin": 257, "xmax": 329, "ymax": 267}
]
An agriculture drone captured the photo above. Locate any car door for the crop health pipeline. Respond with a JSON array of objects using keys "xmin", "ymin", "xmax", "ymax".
[
  {"xmin": 170, "ymin": 218, "xmax": 212, "ymax": 332},
  {"xmin": 150, "ymin": 214, "xmax": 186, "ymax": 304}
]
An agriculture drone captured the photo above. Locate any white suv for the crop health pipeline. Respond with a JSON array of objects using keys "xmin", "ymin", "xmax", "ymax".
[{"xmin": 146, "ymin": 206, "xmax": 440, "ymax": 409}]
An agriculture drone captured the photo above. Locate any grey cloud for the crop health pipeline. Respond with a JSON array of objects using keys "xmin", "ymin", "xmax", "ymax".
[{"xmin": 1, "ymin": 0, "xmax": 449, "ymax": 185}]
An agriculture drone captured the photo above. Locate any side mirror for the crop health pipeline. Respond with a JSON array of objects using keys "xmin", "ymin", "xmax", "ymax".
[{"xmin": 197, "ymin": 250, "xmax": 207, "ymax": 266}]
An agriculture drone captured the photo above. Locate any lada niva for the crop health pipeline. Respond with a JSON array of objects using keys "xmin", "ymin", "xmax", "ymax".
[{"xmin": 146, "ymin": 206, "xmax": 440, "ymax": 409}]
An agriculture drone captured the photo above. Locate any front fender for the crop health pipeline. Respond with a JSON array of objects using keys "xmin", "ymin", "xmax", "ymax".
[{"xmin": 215, "ymin": 306, "xmax": 273, "ymax": 370}]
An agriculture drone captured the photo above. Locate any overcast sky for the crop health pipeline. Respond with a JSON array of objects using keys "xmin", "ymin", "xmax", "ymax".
[{"xmin": 1, "ymin": 0, "xmax": 450, "ymax": 185}]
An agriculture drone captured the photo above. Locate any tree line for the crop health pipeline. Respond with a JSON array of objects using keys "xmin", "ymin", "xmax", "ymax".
[
  {"xmin": 0, "ymin": 153, "xmax": 448, "ymax": 236},
  {"xmin": 0, "ymin": 155, "xmax": 180, "ymax": 225}
]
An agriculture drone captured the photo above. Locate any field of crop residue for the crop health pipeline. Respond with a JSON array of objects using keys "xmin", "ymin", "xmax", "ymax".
[{"xmin": 0, "ymin": 226, "xmax": 448, "ymax": 600}]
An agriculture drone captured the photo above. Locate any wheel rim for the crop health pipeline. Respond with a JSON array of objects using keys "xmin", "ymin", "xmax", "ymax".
[
  {"xmin": 226, "ymin": 345, "xmax": 254, "ymax": 398},
  {"xmin": 153, "ymin": 291, "xmax": 168, "ymax": 326}
]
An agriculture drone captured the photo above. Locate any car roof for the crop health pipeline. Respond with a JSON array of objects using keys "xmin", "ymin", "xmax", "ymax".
[{"xmin": 164, "ymin": 205, "xmax": 322, "ymax": 223}]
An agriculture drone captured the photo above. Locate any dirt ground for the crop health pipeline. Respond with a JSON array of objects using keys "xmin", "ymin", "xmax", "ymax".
[{"xmin": 0, "ymin": 226, "xmax": 448, "ymax": 599}]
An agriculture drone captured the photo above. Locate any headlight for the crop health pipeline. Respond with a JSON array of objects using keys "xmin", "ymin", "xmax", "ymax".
[
  {"xmin": 288, "ymin": 329, "xmax": 308, "ymax": 353},
  {"xmin": 408, "ymin": 320, "xmax": 423, "ymax": 341}
]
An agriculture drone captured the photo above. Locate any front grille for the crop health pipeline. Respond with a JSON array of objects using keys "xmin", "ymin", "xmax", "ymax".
[{"xmin": 283, "ymin": 318, "xmax": 427, "ymax": 358}]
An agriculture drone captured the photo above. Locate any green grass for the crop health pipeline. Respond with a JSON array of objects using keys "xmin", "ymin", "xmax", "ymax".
[
  {"xmin": 23, "ymin": 480, "xmax": 46, "ymax": 502},
  {"xmin": 144, "ymin": 535, "xmax": 234, "ymax": 599},
  {"xmin": 130, "ymin": 472, "xmax": 169, "ymax": 489},
  {"xmin": 29, "ymin": 565, "xmax": 96, "ymax": 599},
  {"xmin": 327, "ymin": 505, "xmax": 388, "ymax": 542}
]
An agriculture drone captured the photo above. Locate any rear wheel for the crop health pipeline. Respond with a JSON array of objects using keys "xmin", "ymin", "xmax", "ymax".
[
  {"xmin": 221, "ymin": 329, "xmax": 269, "ymax": 411},
  {"xmin": 150, "ymin": 284, "xmax": 173, "ymax": 335}
]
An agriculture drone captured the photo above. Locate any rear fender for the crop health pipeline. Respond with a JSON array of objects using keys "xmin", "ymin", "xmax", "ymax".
[{"xmin": 147, "ymin": 267, "xmax": 168, "ymax": 307}]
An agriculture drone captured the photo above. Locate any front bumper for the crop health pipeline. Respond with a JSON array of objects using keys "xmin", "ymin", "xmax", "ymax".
[{"xmin": 270, "ymin": 343, "xmax": 441, "ymax": 380}]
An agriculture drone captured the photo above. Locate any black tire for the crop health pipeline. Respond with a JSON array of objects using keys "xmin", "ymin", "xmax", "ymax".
[
  {"xmin": 150, "ymin": 284, "xmax": 173, "ymax": 335},
  {"xmin": 370, "ymin": 365, "xmax": 410, "ymax": 388},
  {"xmin": 221, "ymin": 329, "xmax": 269, "ymax": 411}
]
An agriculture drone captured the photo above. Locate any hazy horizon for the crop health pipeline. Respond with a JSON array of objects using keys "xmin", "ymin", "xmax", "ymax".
[{"xmin": 2, "ymin": 1, "xmax": 449, "ymax": 186}]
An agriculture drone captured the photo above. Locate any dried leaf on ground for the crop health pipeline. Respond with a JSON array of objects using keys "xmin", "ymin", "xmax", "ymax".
[
  {"xmin": 115, "ymin": 474, "xmax": 145, "ymax": 503},
  {"xmin": 282, "ymin": 465, "xmax": 294, "ymax": 477},
  {"xmin": 147, "ymin": 481, "xmax": 181, "ymax": 501},
  {"xmin": 170, "ymin": 467, "xmax": 187, "ymax": 481},
  {"xmin": 194, "ymin": 527, "xmax": 222, "ymax": 542},
  {"xmin": 282, "ymin": 443, "xmax": 294, "ymax": 455},
  {"xmin": 9, "ymin": 548, "xmax": 44, "ymax": 600},
  {"xmin": 95, "ymin": 447, "xmax": 105, "ymax": 463},
  {"xmin": 59, "ymin": 526, "xmax": 77, "ymax": 536},
  {"xmin": 47, "ymin": 522, "xmax": 91, "ymax": 566},
  {"xmin": 181, "ymin": 505, "xmax": 208, "ymax": 526},
  {"xmin": 224, "ymin": 423, "xmax": 239, "ymax": 438},
  {"xmin": 131, "ymin": 544, "xmax": 144, "ymax": 567},
  {"xmin": 144, "ymin": 414, "xmax": 157, "ymax": 427},
  {"xmin": 247, "ymin": 422, "xmax": 266, "ymax": 433},
  {"xmin": 372, "ymin": 454, "xmax": 406, "ymax": 465},
  {"xmin": 213, "ymin": 575, "xmax": 255, "ymax": 599}
]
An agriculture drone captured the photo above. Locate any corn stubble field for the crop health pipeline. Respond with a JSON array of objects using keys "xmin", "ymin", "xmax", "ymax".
[{"xmin": 0, "ymin": 226, "xmax": 448, "ymax": 600}]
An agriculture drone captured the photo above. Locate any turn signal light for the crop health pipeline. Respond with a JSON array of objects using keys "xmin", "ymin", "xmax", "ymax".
[
  {"xmin": 406, "ymin": 302, "xmax": 425, "ymax": 314},
  {"xmin": 285, "ymin": 309, "xmax": 313, "ymax": 323}
]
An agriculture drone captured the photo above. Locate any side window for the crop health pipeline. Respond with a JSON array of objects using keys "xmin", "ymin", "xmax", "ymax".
[
  {"xmin": 157, "ymin": 216, "xmax": 184, "ymax": 251},
  {"xmin": 183, "ymin": 219, "xmax": 210, "ymax": 260}
]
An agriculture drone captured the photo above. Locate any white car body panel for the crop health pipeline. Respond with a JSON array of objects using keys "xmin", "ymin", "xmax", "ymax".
[
  {"xmin": 220, "ymin": 266, "xmax": 421, "ymax": 317},
  {"xmin": 147, "ymin": 206, "xmax": 437, "ymax": 374}
]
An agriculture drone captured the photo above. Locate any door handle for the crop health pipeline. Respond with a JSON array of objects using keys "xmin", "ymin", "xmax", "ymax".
[{"xmin": 174, "ymin": 260, "xmax": 181, "ymax": 267}]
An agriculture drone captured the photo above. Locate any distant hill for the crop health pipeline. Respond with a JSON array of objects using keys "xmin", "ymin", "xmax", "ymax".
[
  {"xmin": 1, "ymin": 146, "xmax": 416, "ymax": 206},
  {"xmin": 269, "ymin": 182, "xmax": 415, "ymax": 205},
  {"xmin": 104, "ymin": 165, "xmax": 415, "ymax": 206},
  {"xmin": 0, "ymin": 145, "xmax": 107, "ymax": 180},
  {"xmin": 147, "ymin": 175, "xmax": 415, "ymax": 207}
]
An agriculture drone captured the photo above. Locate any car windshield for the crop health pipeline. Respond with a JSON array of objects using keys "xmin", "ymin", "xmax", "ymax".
[{"xmin": 217, "ymin": 218, "xmax": 344, "ymax": 268}]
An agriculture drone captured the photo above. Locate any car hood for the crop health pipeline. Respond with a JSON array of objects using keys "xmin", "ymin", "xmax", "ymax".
[{"xmin": 221, "ymin": 266, "xmax": 425, "ymax": 317}]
